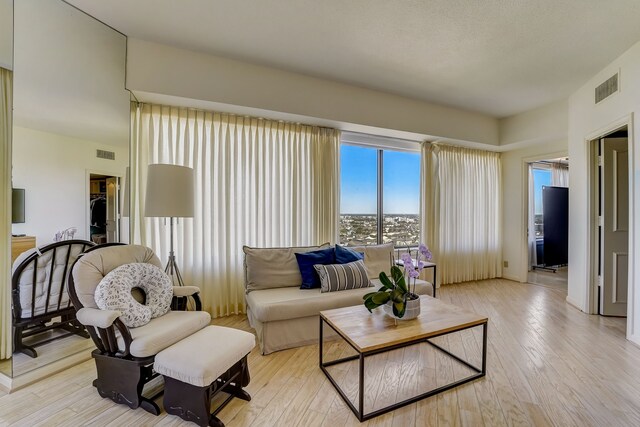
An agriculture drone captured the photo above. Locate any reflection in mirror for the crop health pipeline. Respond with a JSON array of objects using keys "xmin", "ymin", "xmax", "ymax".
[{"xmin": 6, "ymin": 0, "xmax": 129, "ymax": 377}]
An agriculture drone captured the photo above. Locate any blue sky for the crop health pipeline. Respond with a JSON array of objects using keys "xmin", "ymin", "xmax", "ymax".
[
  {"xmin": 533, "ymin": 168, "xmax": 552, "ymax": 214},
  {"xmin": 340, "ymin": 145, "xmax": 420, "ymax": 214}
]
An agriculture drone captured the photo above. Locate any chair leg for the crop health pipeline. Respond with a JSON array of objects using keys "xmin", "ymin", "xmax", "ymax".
[
  {"xmin": 13, "ymin": 325, "xmax": 38, "ymax": 358},
  {"xmin": 59, "ymin": 320, "xmax": 90, "ymax": 339},
  {"xmin": 92, "ymin": 352, "xmax": 160, "ymax": 415}
]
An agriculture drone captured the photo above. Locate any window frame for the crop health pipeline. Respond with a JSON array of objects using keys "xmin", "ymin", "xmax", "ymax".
[{"xmin": 340, "ymin": 132, "xmax": 421, "ymax": 248}]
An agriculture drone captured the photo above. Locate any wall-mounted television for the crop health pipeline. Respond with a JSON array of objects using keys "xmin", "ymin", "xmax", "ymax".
[{"xmin": 12, "ymin": 188, "xmax": 25, "ymax": 224}]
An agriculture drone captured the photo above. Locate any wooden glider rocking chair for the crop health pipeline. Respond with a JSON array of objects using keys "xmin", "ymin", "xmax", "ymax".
[{"xmin": 68, "ymin": 244, "xmax": 253, "ymax": 424}]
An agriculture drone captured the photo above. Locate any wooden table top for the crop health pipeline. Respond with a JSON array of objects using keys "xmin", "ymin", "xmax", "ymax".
[{"xmin": 320, "ymin": 296, "xmax": 487, "ymax": 353}]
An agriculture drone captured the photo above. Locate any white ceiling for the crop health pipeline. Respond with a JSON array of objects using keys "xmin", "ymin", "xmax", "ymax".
[
  {"xmin": 14, "ymin": 0, "xmax": 130, "ymax": 147},
  {"xmin": 67, "ymin": 0, "xmax": 640, "ymax": 118}
]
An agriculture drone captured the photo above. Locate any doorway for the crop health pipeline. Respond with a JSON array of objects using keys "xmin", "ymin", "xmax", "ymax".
[
  {"xmin": 89, "ymin": 173, "xmax": 120, "ymax": 244},
  {"xmin": 593, "ymin": 127, "xmax": 629, "ymax": 317},
  {"xmin": 526, "ymin": 158, "xmax": 569, "ymax": 293}
]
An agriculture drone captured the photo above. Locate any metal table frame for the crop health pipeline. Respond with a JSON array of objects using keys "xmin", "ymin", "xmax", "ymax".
[{"xmin": 319, "ymin": 316, "xmax": 487, "ymax": 422}]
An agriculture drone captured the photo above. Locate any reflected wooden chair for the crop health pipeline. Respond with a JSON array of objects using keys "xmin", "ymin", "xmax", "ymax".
[{"xmin": 11, "ymin": 239, "xmax": 95, "ymax": 358}]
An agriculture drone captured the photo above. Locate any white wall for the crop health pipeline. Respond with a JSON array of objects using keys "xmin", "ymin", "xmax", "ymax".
[
  {"xmin": 0, "ymin": 0, "xmax": 12, "ymax": 70},
  {"xmin": 501, "ymin": 140, "xmax": 568, "ymax": 282},
  {"xmin": 500, "ymin": 99, "xmax": 568, "ymax": 148},
  {"xmin": 126, "ymin": 38, "xmax": 499, "ymax": 147},
  {"xmin": 567, "ymin": 40, "xmax": 640, "ymax": 345},
  {"xmin": 498, "ymin": 95, "xmax": 569, "ymax": 282},
  {"xmin": 11, "ymin": 126, "xmax": 128, "ymax": 245}
]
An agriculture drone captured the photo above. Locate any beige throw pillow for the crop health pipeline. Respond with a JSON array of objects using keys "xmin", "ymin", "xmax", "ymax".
[{"xmin": 243, "ymin": 243, "xmax": 330, "ymax": 292}]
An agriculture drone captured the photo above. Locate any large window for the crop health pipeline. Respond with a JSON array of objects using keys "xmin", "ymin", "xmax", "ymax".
[
  {"xmin": 532, "ymin": 167, "xmax": 552, "ymax": 237},
  {"xmin": 340, "ymin": 144, "xmax": 421, "ymax": 247}
]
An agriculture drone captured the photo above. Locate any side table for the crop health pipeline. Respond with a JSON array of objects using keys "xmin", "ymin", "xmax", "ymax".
[{"xmin": 396, "ymin": 259, "xmax": 437, "ymax": 298}]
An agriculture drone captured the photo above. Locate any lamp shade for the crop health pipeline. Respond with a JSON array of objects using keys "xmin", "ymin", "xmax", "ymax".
[{"xmin": 145, "ymin": 164, "xmax": 195, "ymax": 218}]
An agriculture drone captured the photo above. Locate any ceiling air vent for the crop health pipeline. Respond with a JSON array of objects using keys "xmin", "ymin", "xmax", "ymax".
[
  {"xmin": 96, "ymin": 149, "xmax": 115, "ymax": 160},
  {"xmin": 595, "ymin": 73, "xmax": 618, "ymax": 104}
]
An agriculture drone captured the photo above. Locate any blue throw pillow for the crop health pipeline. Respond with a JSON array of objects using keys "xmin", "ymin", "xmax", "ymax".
[
  {"xmin": 335, "ymin": 244, "xmax": 364, "ymax": 264},
  {"xmin": 296, "ymin": 248, "xmax": 336, "ymax": 289}
]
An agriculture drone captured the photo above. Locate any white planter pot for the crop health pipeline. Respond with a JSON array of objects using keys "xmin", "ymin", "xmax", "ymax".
[{"xmin": 383, "ymin": 295, "xmax": 421, "ymax": 320}]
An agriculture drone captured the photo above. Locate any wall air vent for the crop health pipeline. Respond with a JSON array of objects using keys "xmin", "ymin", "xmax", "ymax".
[
  {"xmin": 595, "ymin": 73, "xmax": 618, "ymax": 104},
  {"xmin": 96, "ymin": 149, "xmax": 116, "ymax": 160}
]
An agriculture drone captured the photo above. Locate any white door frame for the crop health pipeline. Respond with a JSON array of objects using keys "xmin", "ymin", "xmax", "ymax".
[
  {"xmin": 518, "ymin": 150, "xmax": 568, "ymax": 284},
  {"xmin": 86, "ymin": 169, "xmax": 123, "ymax": 242},
  {"xmin": 584, "ymin": 114, "xmax": 634, "ymax": 326}
]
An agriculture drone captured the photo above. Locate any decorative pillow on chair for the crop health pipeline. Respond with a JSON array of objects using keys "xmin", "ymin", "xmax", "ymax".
[
  {"xmin": 335, "ymin": 244, "xmax": 364, "ymax": 264},
  {"xmin": 314, "ymin": 260, "xmax": 372, "ymax": 293},
  {"xmin": 295, "ymin": 247, "xmax": 336, "ymax": 289},
  {"xmin": 95, "ymin": 263, "xmax": 173, "ymax": 328}
]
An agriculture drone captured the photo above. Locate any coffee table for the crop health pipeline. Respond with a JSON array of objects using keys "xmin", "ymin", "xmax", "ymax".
[{"xmin": 319, "ymin": 296, "xmax": 488, "ymax": 421}]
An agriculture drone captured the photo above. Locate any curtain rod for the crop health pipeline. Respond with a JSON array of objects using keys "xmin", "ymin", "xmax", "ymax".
[{"xmin": 532, "ymin": 160, "xmax": 568, "ymax": 166}]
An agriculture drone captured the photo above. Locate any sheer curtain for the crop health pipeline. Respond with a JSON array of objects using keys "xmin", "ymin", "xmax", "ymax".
[
  {"xmin": 421, "ymin": 143, "xmax": 502, "ymax": 285},
  {"xmin": 552, "ymin": 162, "xmax": 569, "ymax": 187},
  {"xmin": 0, "ymin": 68, "xmax": 12, "ymax": 359},
  {"xmin": 131, "ymin": 103, "xmax": 340, "ymax": 317}
]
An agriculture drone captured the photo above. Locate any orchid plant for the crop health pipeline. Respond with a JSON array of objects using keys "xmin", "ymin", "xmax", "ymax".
[{"xmin": 363, "ymin": 243, "xmax": 433, "ymax": 318}]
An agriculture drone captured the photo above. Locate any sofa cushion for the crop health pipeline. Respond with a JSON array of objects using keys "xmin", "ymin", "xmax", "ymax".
[
  {"xmin": 246, "ymin": 278, "xmax": 432, "ymax": 323},
  {"xmin": 243, "ymin": 243, "xmax": 330, "ymax": 293},
  {"xmin": 117, "ymin": 310, "xmax": 211, "ymax": 358},
  {"xmin": 347, "ymin": 243, "xmax": 395, "ymax": 279},
  {"xmin": 296, "ymin": 247, "xmax": 336, "ymax": 289},
  {"xmin": 314, "ymin": 260, "xmax": 371, "ymax": 293},
  {"xmin": 334, "ymin": 244, "xmax": 364, "ymax": 264}
]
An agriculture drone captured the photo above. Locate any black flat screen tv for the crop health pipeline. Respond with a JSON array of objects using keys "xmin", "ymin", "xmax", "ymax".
[{"xmin": 12, "ymin": 188, "xmax": 25, "ymax": 224}]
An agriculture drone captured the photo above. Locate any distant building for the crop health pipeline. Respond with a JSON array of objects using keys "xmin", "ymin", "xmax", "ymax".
[{"xmin": 340, "ymin": 214, "xmax": 419, "ymax": 247}]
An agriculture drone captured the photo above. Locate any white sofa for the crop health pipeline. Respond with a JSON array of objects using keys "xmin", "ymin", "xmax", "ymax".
[{"xmin": 243, "ymin": 243, "xmax": 434, "ymax": 354}]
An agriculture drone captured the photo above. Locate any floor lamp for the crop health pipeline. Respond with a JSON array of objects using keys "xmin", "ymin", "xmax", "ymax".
[{"xmin": 145, "ymin": 164, "xmax": 195, "ymax": 286}]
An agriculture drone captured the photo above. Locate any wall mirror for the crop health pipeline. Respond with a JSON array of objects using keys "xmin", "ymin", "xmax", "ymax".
[{"xmin": 1, "ymin": 0, "xmax": 129, "ymax": 379}]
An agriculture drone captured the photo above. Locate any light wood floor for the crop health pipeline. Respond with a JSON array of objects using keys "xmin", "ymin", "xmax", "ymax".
[
  {"xmin": 527, "ymin": 266, "xmax": 568, "ymax": 294},
  {"xmin": 1, "ymin": 278, "xmax": 639, "ymax": 426}
]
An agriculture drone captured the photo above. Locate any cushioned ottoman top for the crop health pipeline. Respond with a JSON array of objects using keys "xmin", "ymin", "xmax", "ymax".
[{"xmin": 154, "ymin": 325, "xmax": 255, "ymax": 387}]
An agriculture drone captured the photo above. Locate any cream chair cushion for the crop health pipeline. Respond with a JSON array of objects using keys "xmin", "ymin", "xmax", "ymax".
[
  {"xmin": 72, "ymin": 245, "xmax": 161, "ymax": 309},
  {"xmin": 154, "ymin": 325, "xmax": 255, "ymax": 387},
  {"xmin": 117, "ymin": 311, "xmax": 211, "ymax": 358}
]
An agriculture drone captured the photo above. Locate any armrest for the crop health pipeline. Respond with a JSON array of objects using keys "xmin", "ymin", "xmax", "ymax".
[
  {"xmin": 173, "ymin": 285, "xmax": 200, "ymax": 297},
  {"xmin": 76, "ymin": 307, "xmax": 121, "ymax": 329}
]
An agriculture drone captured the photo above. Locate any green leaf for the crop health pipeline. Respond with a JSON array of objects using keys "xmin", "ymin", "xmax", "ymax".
[
  {"xmin": 362, "ymin": 292, "xmax": 377, "ymax": 301},
  {"xmin": 390, "ymin": 266, "xmax": 408, "ymax": 293},
  {"xmin": 371, "ymin": 291, "xmax": 390, "ymax": 305},
  {"xmin": 390, "ymin": 288, "xmax": 404, "ymax": 303},
  {"xmin": 364, "ymin": 298, "xmax": 378, "ymax": 313},
  {"xmin": 378, "ymin": 271, "xmax": 394, "ymax": 289},
  {"xmin": 393, "ymin": 301, "xmax": 406, "ymax": 318}
]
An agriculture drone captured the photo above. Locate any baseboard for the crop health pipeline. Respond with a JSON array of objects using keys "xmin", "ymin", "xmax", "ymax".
[
  {"xmin": 501, "ymin": 273, "xmax": 522, "ymax": 282},
  {"xmin": 565, "ymin": 295, "xmax": 585, "ymax": 312},
  {"xmin": 2, "ymin": 349, "xmax": 92, "ymax": 392},
  {"xmin": 626, "ymin": 334, "xmax": 640, "ymax": 348},
  {"xmin": 0, "ymin": 371, "xmax": 11, "ymax": 393}
]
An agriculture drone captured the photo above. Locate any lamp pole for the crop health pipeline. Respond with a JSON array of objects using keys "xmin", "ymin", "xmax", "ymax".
[{"xmin": 165, "ymin": 216, "xmax": 185, "ymax": 286}]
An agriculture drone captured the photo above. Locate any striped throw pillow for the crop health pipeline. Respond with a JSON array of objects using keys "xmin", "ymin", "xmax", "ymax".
[{"xmin": 313, "ymin": 260, "xmax": 372, "ymax": 293}]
